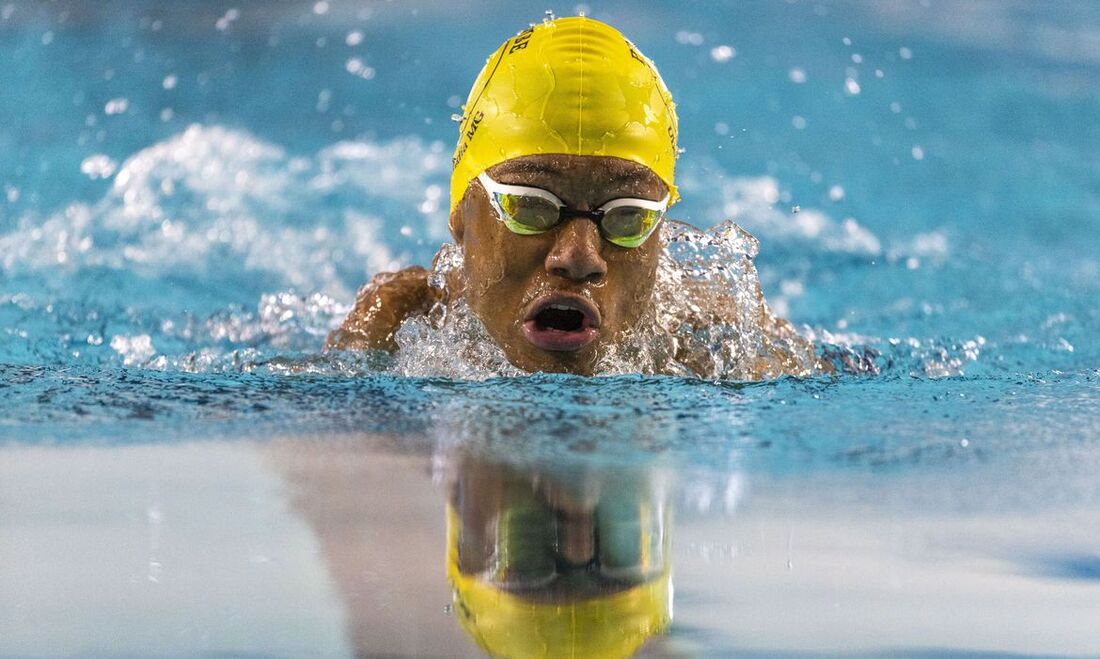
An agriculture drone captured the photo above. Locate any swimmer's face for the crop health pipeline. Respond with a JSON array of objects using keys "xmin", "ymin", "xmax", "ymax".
[{"xmin": 450, "ymin": 154, "xmax": 666, "ymax": 374}]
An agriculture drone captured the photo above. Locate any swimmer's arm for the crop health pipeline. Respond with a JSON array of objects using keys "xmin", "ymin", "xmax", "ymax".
[{"xmin": 325, "ymin": 266, "xmax": 439, "ymax": 352}]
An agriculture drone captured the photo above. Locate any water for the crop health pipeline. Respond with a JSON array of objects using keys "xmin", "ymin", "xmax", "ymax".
[{"xmin": 2, "ymin": 1, "xmax": 1100, "ymax": 656}]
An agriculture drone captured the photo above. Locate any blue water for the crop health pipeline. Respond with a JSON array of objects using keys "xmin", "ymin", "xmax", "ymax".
[{"xmin": 2, "ymin": 1, "xmax": 1100, "ymax": 656}]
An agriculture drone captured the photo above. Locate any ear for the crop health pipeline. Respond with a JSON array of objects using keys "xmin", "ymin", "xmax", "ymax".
[
  {"xmin": 448, "ymin": 202, "xmax": 465, "ymax": 245},
  {"xmin": 450, "ymin": 179, "xmax": 483, "ymax": 245}
]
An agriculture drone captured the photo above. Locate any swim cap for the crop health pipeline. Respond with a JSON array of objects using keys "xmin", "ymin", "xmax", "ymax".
[
  {"xmin": 450, "ymin": 16, "xmax": 679, "ymax": 214},
  {"xmin": 445, "ymin": 504, "xmax": 672, "ymax": 658}
]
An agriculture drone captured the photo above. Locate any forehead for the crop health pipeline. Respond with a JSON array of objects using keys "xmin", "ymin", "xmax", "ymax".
[{"xmin": 486, "ymin": 154, "xmax": 667, "ymax": 203}]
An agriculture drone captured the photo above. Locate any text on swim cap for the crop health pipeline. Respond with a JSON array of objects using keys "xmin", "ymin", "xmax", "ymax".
[{"xmin": 509, "ymin": 26, "xmax": 534, "ymax": 54}]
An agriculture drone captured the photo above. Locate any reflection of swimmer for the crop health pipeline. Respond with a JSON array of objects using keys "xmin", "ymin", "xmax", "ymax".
[
  {"xmin": 445, "ymin": 452, "xmax": 672, "ymax": 658},
  {"xmin": 328, "ymin": 16, "xmax": 824, "ymax": 378},
  {"xmin": 267, "ymin": 437, "xmax": 675, "ymax": 657}
]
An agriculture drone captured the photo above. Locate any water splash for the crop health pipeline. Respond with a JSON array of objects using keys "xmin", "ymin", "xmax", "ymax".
[
  {"xmin": 389, "ymin": 222, "xmax": 825, "ymax": 380},
  {"xmin": 6, "ymin": 125, "xmax": 1086, "ymax": 381},
  {"xmin": 0, "ymin": 125, "xmax": 450, "ymax": 300}
]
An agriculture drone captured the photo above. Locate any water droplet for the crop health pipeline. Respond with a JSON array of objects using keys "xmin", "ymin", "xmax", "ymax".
[
  {"xmin": 675, "ymin": 30, "xmax": 704, "ymax": 46},
  {"xmin": 215, "ymin": 8, "xmax": 239, "ymax": 32},
  {"xmin": 450, "ymin": 113, "xmax": 464, "ymax": 123},
  {"xmin": 104, "ymin": 98, "xmax": 129, "ymax": 115},
  {"xmin": 543, "ymin": 9, "xmax": 556, "ymax": 23},
  {"xmin": 80, "ymin": 154, "xmax": 118, "ymax": 180},
  {"xmin": 791, "ymin": 205, "xmax": 801, "ymax": 214},
  {"xmin": 345, "ymin": 57, "xmax": 375, "ymax": 80},
  {"xmin": 710, "ymin": 45, "xmax": 735, "ymax": 63}
]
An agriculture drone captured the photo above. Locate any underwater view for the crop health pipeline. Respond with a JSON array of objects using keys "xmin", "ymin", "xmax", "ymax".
[{"xmin": 2, "ymin": 0, "xmax": 1099, "ymax": 656}]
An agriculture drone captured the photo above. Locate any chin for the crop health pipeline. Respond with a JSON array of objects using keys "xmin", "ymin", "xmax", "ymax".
[{"xmin": 503, "ymin": 340, "xmax": 601, "ymax": 376}]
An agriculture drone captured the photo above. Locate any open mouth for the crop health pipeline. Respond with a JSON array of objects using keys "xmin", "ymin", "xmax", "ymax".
[{"xmin": 522, "ymin": 294, "xmax": 601, "ymax": 352}]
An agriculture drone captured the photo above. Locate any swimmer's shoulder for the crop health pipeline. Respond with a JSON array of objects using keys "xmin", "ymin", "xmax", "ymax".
[{"xmin": 326, "ymin": 265, "xmax": 438, "ymax": 352}]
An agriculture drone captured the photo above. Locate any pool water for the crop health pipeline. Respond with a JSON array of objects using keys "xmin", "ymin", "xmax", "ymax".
[{"xmin": 2, "ymin": 1, "xmax": 1099, "ymax": 656}]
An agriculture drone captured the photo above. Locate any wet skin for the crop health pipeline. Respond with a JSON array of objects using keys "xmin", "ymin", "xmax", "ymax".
[{"xmin": 327, "ymin": 153, "xmax": 667, "ymax": 375}]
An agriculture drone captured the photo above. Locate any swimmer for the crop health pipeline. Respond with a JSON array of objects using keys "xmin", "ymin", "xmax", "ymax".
[{"xmin": 328, "ymin": 16, "xmax": 825, "ymax": 378}]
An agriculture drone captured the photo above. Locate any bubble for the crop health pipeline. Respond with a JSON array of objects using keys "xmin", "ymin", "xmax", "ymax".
[
  {"xmin": 791, "ymin": 116, "xmax": 807, "ymax": 130},
  {"xmin": 844, "ymin": 78, "xmax": 861, "ymax": 95},
  {"xmin": 162, "ymin": 74, "xmax": 178, "ymax": 90},
  {"xmin": 828, "ymin": 185, "xmax": 845, "ymax": 201},
  {"xmin": 346, "ymin": 30, "xmax": 364, "ymax": 46},
  {"xmin": 899, "ymin": 46, "xmax": 913, "ymax": 60},
  {"xmin": 911, "ymin": 145, "xmax": 925, "ymax": 160},
  {"xmin": 313, "ymin": 1, "xmax": 329, "ymax": 15},
  {"xmin": 714, "ymin": 122, "xmax": 730, "ymax": 136},
  {"xmin": 788, "ymin": 67, "xmax": 807, "ymax": 83}
]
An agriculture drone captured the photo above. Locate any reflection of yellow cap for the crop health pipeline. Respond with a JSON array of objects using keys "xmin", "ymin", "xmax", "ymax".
[
  {"xmin": 446, "ymin": 505, "xmax": 671, "ymax": 659},
  {"xmin": 450, "ymin": 16, "xmax": 680, "ymax": 213}
]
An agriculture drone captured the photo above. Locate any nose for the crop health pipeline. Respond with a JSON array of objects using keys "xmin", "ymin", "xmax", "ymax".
[{"xmin": 544, "ymin": 218, "xmax": 608, "ymax": 284}]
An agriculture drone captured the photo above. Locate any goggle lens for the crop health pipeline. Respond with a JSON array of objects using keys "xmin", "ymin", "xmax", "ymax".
[
  {"xmin": 600, "ymin": 206, "xmax": 663, "ymax": 248},
  {"xmin": 496, "ymin": 192, "xmax": 560, "ymax": 234}
]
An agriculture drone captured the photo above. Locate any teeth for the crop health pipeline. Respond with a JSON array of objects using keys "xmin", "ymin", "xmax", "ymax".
[{"xmin": 548, "ymin": 304, "xmax": 576, "ymax": 311}]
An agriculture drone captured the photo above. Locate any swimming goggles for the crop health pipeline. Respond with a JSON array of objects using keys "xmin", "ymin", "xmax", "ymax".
[{"xmin": 477, "ymin": 172, "xmax": 669, "ymax": 248}]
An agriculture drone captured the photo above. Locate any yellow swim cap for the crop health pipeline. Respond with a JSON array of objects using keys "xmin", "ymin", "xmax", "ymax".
[
  {"xmin": 450, "ymin": 16, "xmax": 679, "ymax": 214},
  {"xmin": 445, "ymin": 505, "xmax": 672, "ymax": 659}
]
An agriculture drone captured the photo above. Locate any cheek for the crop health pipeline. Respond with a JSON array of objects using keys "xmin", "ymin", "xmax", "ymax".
[
  {"xmin": 462, "ymin": 224, "xmax": 546, "ymax": 314},
  {"xmin": 605, "ymin": 246, "xmax": 659, "ymax": 326},
  {"xmin": 462, "ymin": 230, "xmax": 506, "ymax": 300}
]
